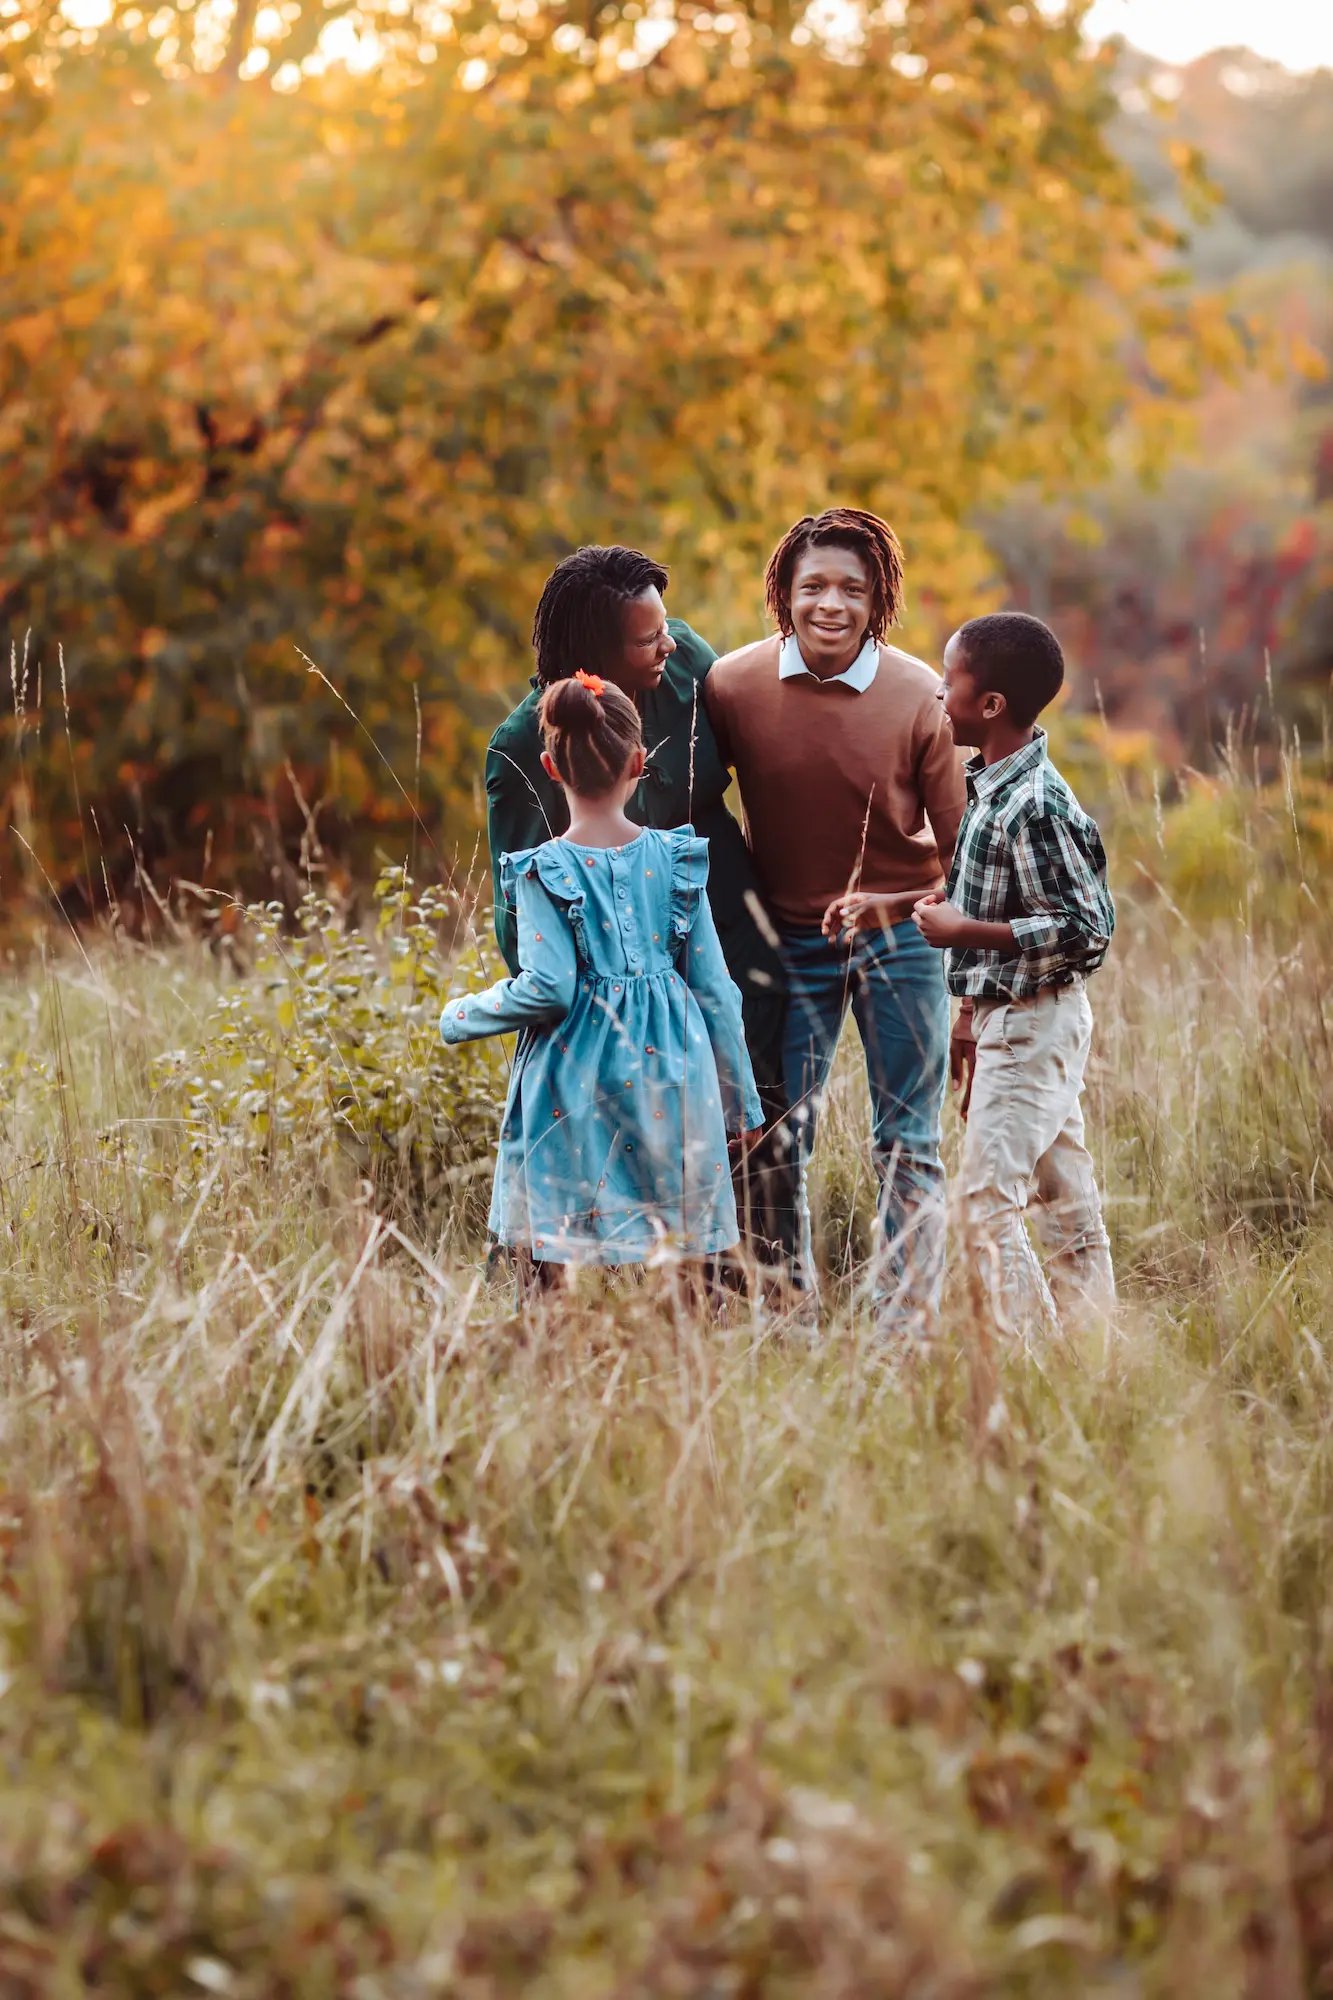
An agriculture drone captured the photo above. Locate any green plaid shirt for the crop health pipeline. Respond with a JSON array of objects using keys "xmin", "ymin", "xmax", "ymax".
[{"xmin": 944, "ymin": 728, "xmax": 1114, "ymax": 1001}]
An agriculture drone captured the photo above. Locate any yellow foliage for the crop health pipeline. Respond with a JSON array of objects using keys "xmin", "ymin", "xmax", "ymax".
[
  {"xmin": 1141, "ymin": 774, "xmax": 1333, "ymax": 923},
  {"xmin": 0, "ymin": 0, "xmax": 1256, "ymax": 889}
]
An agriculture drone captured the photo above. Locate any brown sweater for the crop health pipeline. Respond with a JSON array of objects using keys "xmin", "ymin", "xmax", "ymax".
[{"xmin": 704, "ymin": 636, "xmax": 967, "ymax": 928}]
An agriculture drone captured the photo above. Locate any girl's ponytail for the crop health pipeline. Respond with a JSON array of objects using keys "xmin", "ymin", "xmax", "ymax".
[{"xmin": 539, "ymin": 672, "xmax": 643, "ymax": 797}]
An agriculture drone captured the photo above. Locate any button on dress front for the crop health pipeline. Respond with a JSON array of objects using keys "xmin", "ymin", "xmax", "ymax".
[{"xmin": 441, "ymin": 827, "xmax": 762, "ymax": 1264}]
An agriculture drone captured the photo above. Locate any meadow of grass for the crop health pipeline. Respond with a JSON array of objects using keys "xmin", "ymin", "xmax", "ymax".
[{"xmin": 0, "ymin": 757, "xmax": 1330, "ymax": 1997}]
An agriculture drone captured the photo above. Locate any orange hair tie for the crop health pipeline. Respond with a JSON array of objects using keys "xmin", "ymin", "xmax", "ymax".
[{"xmin": 573, "ymin": 669, "xmax": 606, "ymax": 696}]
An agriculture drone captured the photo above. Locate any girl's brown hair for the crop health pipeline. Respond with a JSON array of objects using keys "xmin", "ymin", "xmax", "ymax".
[{"xmin": 538, "ymin": 675, "xmax": 643, "ymax": 797}]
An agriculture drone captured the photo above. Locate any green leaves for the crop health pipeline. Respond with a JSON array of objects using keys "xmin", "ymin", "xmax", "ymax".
[{"xmin": 152, "ymin": 871, "xmax": 505, "ymax": 1224}]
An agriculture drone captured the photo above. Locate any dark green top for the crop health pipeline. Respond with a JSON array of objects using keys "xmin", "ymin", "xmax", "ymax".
[{"xmin": 484, "ymin": 619, "xmax": 786, "ymax": 1080}]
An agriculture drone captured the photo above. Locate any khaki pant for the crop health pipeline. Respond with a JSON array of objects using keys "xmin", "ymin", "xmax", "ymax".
[{"xmin": 960, "ymin": 982, "xmax": 1114, "ymax": 1335}]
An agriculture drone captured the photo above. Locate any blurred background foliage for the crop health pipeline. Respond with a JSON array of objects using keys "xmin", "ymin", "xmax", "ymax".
[{"xmin": 0, "ymin": 0, "xmax": 1330, "ymax": 910}]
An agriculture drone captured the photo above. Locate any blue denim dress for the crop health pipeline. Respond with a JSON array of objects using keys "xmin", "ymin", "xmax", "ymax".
[{"xmin": 441, "ymin": 827, "xmax": 762, "ymax": 1264}]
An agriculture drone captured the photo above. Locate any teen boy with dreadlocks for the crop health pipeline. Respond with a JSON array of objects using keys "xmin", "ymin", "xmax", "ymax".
[
  {"xmin": 485, "ymin": 544, "xmax": 795, "ymax": 1272},
  {"xmin": 705, "ymin": 509, "xmax": 969, "ymax": 1329}
]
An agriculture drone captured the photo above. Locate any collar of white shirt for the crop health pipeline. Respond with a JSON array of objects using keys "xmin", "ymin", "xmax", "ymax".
[{"xmin": 777, "ymin": 631, "xmax": 879, "ymax": 692}]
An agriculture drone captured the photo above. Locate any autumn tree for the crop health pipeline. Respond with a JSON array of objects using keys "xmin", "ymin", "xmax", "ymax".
[{"xmin": 0, "ymin": 0, "xmax": 1251, "ymax": 902}]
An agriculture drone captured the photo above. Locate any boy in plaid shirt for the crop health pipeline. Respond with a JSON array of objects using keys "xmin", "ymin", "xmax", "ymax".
[{"xmin": 829, "ymin": 611, "xmax": 1115, "ymax": 1334}]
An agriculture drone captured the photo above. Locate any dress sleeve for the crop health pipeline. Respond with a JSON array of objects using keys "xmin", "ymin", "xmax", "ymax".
[
  {"xmin": 441, "ymin": 853, "xmax": 578, "ymax": 1044},
  {"xmin": 671, "ymin": 831, "xmax": 763, "ymax": 1134}
]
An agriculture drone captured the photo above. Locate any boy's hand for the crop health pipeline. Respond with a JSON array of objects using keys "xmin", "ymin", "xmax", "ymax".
[
  {"xmin": 950, "ymin": 1004, "xmax": 977, "ymax": 1121},
  {"xmin": 912, "ymin": 892, "xmax": 967, "ymax": 947},
  {"xmin": 732, "ymin": 1126, "xmax": 765, "ymax": 1156}
]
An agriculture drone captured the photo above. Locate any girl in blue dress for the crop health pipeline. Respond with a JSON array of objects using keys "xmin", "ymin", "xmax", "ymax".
[{"xmin": 441, "ymin": 670, "xmax": 763, "ymax": 1270}]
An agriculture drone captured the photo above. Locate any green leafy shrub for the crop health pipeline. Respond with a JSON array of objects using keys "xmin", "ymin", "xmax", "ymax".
[{"xmin": 152, "ymin": 868, "xmax": 505, "ymax": 1229}]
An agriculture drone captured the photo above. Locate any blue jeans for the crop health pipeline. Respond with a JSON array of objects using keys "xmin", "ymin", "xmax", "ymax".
[{"xmin": 780, "ymin": 920, "xmax": 949, "ymax": 1321}]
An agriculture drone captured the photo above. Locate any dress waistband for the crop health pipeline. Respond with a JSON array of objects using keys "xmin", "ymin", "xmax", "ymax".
[{"xmin": 579, "ymin": 967, "xmax": 681, "ymax": 988}]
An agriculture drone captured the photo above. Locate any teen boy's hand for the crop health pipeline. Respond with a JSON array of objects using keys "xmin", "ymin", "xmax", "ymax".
[{"xmin": 821, "ymin": 890, "xmax": 904, "ymax": 940}]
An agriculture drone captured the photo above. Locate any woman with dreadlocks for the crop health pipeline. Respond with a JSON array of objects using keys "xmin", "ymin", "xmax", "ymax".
[
  {"xmin": 485, "ymin": 546, "xmax": 795, "ymax": 1275},
  {"xmin": 703, "ymin": 508, "xmax": 970, "ymax": 1336}
]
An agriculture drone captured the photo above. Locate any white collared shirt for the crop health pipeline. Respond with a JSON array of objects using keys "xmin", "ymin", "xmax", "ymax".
[{"xmin": 777, "ymin": 631, "xmax": 879, "ymax": 692}]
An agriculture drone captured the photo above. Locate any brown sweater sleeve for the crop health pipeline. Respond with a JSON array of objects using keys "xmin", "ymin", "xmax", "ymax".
[
  {"xmin": 702, "ymin": 670, "xmax": 734, "ymax": 770},
  {"xmin": 915, "ymin": 697, "xmax": 967, "ymax": 876}
]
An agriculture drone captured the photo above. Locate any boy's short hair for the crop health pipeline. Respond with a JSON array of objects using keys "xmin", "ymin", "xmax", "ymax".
[{"xmin": 955, "ymin": 612, "xmax": 1065, "ymax": 728}]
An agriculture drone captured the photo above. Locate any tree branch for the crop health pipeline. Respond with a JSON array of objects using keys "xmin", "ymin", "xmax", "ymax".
[{"xmin": 222, "ymin": 0, "xmax": 259, "ymax": 81}]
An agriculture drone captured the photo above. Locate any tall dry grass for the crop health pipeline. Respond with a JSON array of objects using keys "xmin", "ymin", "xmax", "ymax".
[{"xmin": 0, "ymin": 750, "xmax": 1330, "ymax": 1996}]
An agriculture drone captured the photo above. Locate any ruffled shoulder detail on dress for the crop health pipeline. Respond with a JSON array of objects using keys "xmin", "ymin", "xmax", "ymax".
[
  {"xmin": 667, "ymin": 825, "xmax": 711, "ymax": 939},
  {"xmin": 499, "ymin": 845, "xmax": 592, "ymax": 955},
  {"xmin": 499, "ymin": 843, "xmax": 588, "ymax": 907}
]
